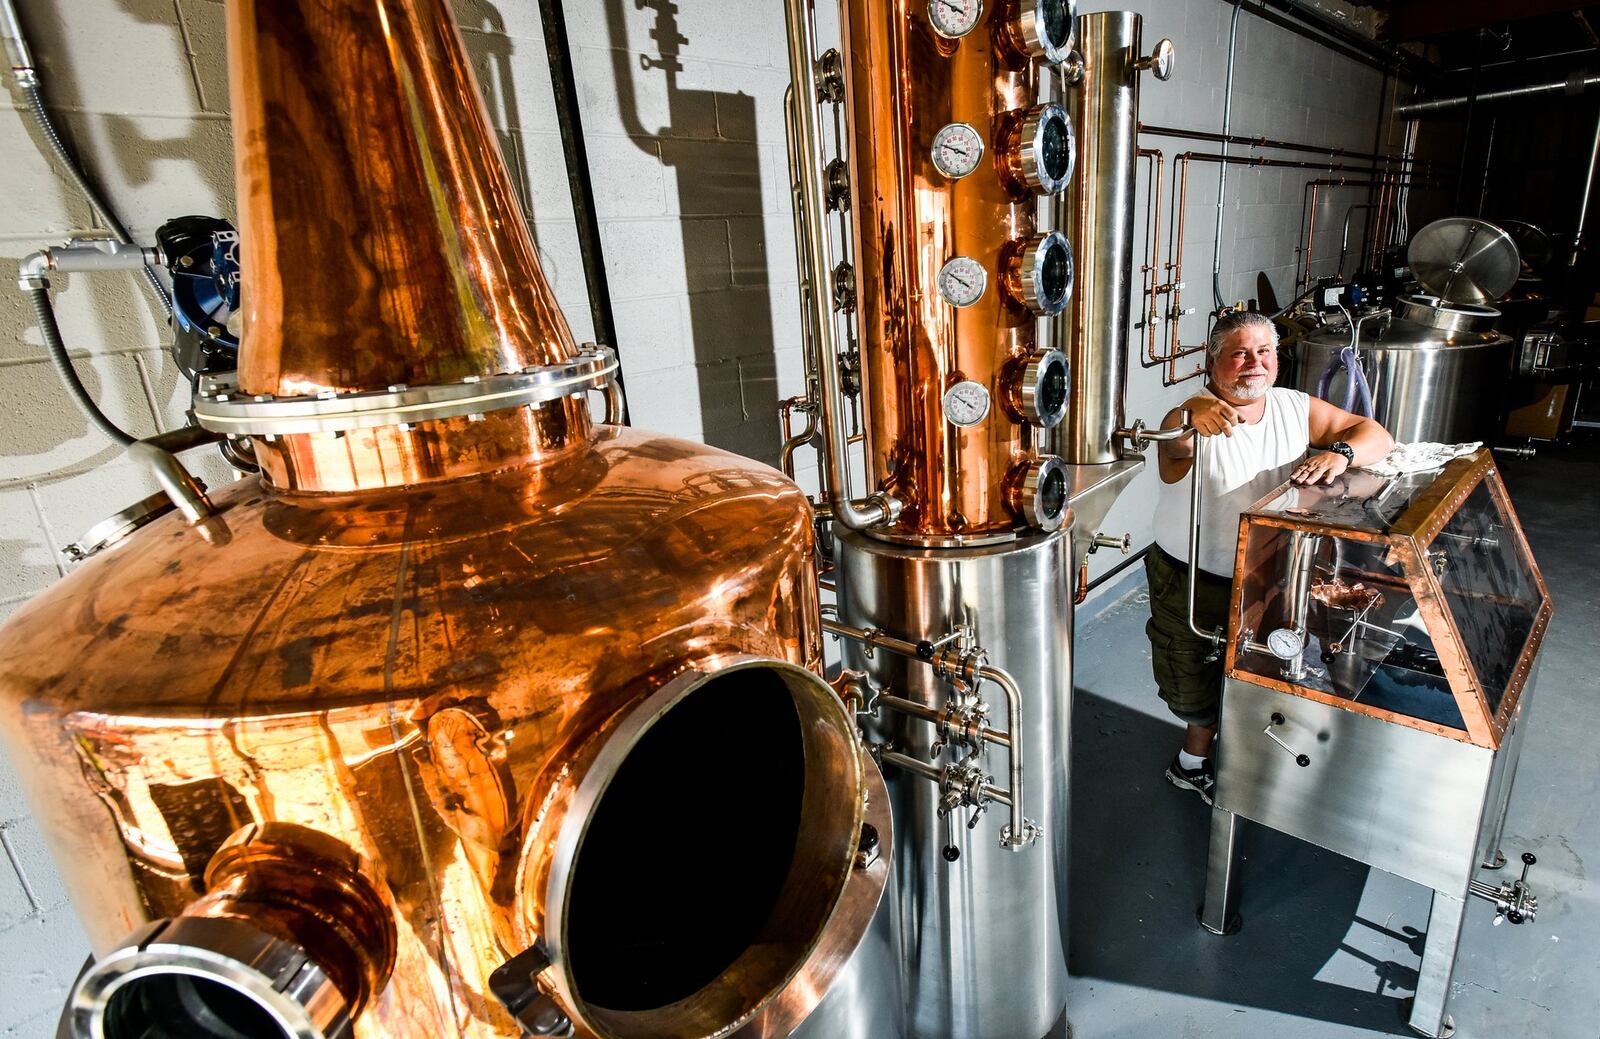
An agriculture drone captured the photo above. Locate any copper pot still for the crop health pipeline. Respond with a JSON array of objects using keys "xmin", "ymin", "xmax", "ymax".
[{"xmin": 0, "ymin": 1, "xmax": 882, "ymax": 1037}]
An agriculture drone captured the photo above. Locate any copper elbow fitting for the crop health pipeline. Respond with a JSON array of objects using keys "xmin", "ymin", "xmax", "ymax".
[{"xmin": 68, "ymin": 823, "xmax": 396, "ymax": 1039}]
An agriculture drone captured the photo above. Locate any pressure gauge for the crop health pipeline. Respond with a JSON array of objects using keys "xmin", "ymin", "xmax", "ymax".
[
  {"xmin": 931, "ymin": 123, "xmax": 985, "ymax": 180},
  {"xmin": 937, "ymin": 256, "xmax": 987, "ymax": 308},
  {"xmin": 928, "ymin": 0, "xmax": 983, "ymax": 39},
  {"xmin": 1265, "ymin": 627, "xmax": 1307, "ymax": 661},
  {"xmin": 943, "ymin": 380, "xmax": 991, "ymax": 427}
]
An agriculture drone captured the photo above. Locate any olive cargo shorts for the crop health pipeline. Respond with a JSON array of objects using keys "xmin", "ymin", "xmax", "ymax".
[{"xmin": 1144, "ymin": 546, "xmax": 1234, "ymax": 726}]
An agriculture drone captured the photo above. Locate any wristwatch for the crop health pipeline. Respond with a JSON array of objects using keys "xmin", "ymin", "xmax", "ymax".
[{"xmin": 1326, "ymin": 441, "xmax": 1355, "ymax": 464}]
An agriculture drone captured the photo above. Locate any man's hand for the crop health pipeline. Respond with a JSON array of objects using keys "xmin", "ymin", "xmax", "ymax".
[
  {"xmin": 1291, "ymin": 450, "xmax": 1350, "ymax": 485},
  {"xmin": 1187, "ymin": 395, "xmax": 1244, "ymax": 437}
]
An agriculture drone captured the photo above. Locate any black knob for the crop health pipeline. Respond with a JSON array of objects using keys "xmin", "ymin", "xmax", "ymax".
[
  {"xmin": 859, "ymin": 823, "xmax": 880, "ymax": 854},
  {"xmin": 1522, "ymin": 852, "xmax": 1538, "ymax": 867},
  {"xmin": 1507, "ymin": 909, "xmax": 1524, "ymax": 925},
  {"xmin": 942, "ymin": 844, "xmax": 960, "ymax": 862},
  {"xmin": 1296, "ymin": 754, "xmax": 1311, "ymax": 767},
  {"xmin": 916, "ymin": 640, "xmax": 936, "ymax": 661}
]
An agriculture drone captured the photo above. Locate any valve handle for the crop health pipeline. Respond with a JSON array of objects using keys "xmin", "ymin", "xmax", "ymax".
[{"xmin": 1263, "ymin": 713, "xmax": 1312, "ymax": 767}]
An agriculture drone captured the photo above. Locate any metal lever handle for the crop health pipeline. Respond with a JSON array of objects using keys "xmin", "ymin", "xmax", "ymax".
[{"xmin": 1263, "ymin": 713, "xmax": 1311, "ymax": 767}]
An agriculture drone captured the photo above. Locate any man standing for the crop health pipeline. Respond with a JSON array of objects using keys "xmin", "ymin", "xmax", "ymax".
[{"xmin": 1147, "ymin": 310, "xmax": 1393, "ymax": 803}]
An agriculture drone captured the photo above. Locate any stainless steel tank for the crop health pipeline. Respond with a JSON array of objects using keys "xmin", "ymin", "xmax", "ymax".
[
  {"xmin": 1295, "ymin": 294, "xmax": 1514, "ymax": 443},
  {"xmin": 1049, "ymin": 11, "xmax": 1142, "ymax": 465},
  {"xmin": 833, "ymin": 527, "xmax": 1074, "ymax": 1039}
]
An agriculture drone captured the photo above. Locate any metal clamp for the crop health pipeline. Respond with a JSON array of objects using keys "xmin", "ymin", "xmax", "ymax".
[
  {"xmin": 1263, "ymin": 713, "xmax": 1311, "ymax": 767},
  {"xmin": 1470, "ymin": 852, "xmax": 1539, "ymax": 925},
  {"xmin": 193, "ymin": 347, "xmax": 619, "ymax": 436},
  {"xmin": 489, "ymin": 942, "xmax": 574, "ymax": 1037}
]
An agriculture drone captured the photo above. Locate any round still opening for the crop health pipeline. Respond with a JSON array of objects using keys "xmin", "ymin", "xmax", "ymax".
[
  {"xmin": 563, "ymin": 663, "xmax": 860, "ymax": 1038},
  {"xmin": 1038, "ymin": 466, "xmax": 1067, "ymax": 522},
  {"xmin": 1038, "ymin": 358, "xmax": 1068, "ymax": 420},
  {"xmin": 1039, "ymin": 114, "xmax": 1072, "ymax": 187},
  {"xmin": 103, "ymin": 972, "xmax": 290, "ymax": 1039},
  {"xmin": 1038, "ymin": 238, "xmax": 1072, "ymax": 311}
]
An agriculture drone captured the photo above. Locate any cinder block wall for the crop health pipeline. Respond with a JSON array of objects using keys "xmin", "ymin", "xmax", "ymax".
[{"xmin": 0, "ymin": 0, "xmax": 1390, "ymax": 1028}]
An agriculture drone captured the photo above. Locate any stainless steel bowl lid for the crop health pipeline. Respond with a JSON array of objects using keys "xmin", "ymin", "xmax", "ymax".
[
  {"xmin": 1407, "ymin": 217, "xmax": 1520, "ymax": 305},
  {"xmin": 1394, "ymin": 293, "xmax": 1501, "ymax": 334}
]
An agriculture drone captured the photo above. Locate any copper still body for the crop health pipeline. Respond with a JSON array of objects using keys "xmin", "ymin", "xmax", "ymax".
[{"xmin": 0, "ymin": 2, "xmax": 885, "ymax": 1037}]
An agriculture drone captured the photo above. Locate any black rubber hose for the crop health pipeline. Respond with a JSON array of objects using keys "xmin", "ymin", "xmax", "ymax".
[
  {"xmin": 27, "ymin": 285, "xmax": 136, "ymax": 447},
  {"xmin": 19, "ymin": 80, "xmax": 172, "ymax": 317}
]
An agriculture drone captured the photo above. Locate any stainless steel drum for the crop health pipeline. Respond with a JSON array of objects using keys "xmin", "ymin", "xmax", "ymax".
[
  {"xmin": 832, "ymin": 528, "xmax": 1074, "ymax": 1039},
  {"xmin": 1295, "ymin": 294, "xmax": 1514, "ymax": 443}
]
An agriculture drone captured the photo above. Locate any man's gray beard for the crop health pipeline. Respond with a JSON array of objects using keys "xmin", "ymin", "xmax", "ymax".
[{"xmin": 1224, "ymin": 379, "xmax": 1269, "ymax": 400}]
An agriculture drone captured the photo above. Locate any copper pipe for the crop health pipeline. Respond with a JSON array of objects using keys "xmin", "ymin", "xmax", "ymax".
[
  {"xmin": 1162, "ymin": 153, "xmax": 1206, "ymax": 386},
  {"xmin": 1138, "ymin": 148, "xmax": 1166, "ymax": 370}
]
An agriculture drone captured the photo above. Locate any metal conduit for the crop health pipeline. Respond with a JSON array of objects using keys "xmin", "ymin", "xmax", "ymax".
[{"xmin": 1396, "ymin": 72, "xmax": 1600, "ymax": 117}]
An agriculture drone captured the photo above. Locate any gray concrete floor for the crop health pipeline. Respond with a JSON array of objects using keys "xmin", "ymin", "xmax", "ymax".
[{"xmin": 1065, "ymin": 441, "xmax": 1600, "ymax": 1039}]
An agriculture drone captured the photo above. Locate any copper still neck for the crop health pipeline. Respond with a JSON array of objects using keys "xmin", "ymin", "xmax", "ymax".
[{"xmin": 226, "ymin": 0, "xmax": 591, "ymax": 492}]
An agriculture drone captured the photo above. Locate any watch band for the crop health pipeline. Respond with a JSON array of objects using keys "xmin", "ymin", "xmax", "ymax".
[{"xmin": 1327, "ymin": 441, "xmax": 1355, "ymax": 464}]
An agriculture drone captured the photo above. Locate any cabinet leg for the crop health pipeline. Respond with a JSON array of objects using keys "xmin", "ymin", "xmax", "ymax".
[
  {"xmin": 1198, "ymin": 806, "xmax": 1242, "ymax": 935},
  {"xmin": 1406, "ymin": 890, "xmax": 1466, "ymax": 1038}
]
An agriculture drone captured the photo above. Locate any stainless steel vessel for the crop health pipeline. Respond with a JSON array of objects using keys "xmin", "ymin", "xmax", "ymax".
[
  {"xmin": 835, "ymin": 528, "xmax": 1074, "ymax": 1039},
  {"xmin": 1050, "ymin": 11, "xmax": 1141, "ymax": 467},
  {"xmin": 1201, "ymin": 451, "xmax": 1551, "ymax": 1038},
  {"xmin": 1295, "ymin": 294, "xmax": 1514, "ymax": 443}
]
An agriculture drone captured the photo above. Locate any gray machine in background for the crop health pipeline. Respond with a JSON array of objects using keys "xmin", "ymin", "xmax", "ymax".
[
  {"xmin": 1200, "ymin": 450, "xmax": 1550, "ymax": 1038},
  {"xmin": 1296, "ymin": 218, "xmax": 1521, "ymax": 443}
]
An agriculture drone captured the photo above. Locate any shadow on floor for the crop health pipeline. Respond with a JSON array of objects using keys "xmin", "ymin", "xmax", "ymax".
[{"xmin": 1067, "ymin": 686, "xmax": 1416, "ymax": 1036}]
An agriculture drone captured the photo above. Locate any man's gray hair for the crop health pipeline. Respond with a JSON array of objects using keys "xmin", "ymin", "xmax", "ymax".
[{"xmin": 1206, "ymin": 310, "xmax": 1279, "ymax": 358}]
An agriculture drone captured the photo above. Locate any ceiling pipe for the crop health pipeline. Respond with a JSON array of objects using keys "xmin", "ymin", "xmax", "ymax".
[{"xmin": 1396, "ymin": 70, "xmax": 1600, "ymax": 117}]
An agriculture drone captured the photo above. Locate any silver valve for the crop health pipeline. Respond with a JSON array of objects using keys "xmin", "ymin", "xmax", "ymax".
[
  {"xmin": 1471, "ymin": 852, "xmax": 1539, "ymax": 925},
  {"xmin": 1263, "ymin": 713, "xmax": 1311, "ymax": 768}
]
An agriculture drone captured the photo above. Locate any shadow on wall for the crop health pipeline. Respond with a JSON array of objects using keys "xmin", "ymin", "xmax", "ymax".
[
  {"xmin": 605, "ymin": 0, "xmax": 781, "ymax": 465},
  {"xmin": 455, "ymin": 1, "xmax": 543, "ymax": 249},
  {"xmin": 1068, "ymin": 687, "xmax": 1417, "ymax": 1036}
]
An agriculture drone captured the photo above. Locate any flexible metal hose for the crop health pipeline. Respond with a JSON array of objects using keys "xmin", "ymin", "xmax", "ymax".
[
  {"xmin": 17, "ymin": 81, "xmax": 172, "ymax": 318},
  {"xmin": 26, "ymin": 286, "xmax": 136, "ymax": 447}
]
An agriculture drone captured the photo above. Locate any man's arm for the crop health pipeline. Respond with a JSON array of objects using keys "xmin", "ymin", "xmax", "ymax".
[
  {"xmin": 1292, "ymin": 397, "xmax": 1396, "ymax": 484},
  {"xmin": 1156, "ymin": 395, "xmax": 1244, "ymax": 484}
]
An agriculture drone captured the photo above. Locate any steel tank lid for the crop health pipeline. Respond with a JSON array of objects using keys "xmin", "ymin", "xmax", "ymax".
[
  {"xmin": 1302, "ymin": 297, "xmax": 1509, "ymax": 351},
  {"xmin": 1407, "ymin": 217, "xmax": 1520, "ymax": 305}
]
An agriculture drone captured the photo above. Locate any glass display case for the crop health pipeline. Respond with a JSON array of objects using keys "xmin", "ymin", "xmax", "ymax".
[
  {"xmin": 1200, "ymin": 449, "xmax": 1552, "ymax": 1039},
  {"xmin": 1225, "ymin": 449, "xmax": 1549, "ymax": 748}
]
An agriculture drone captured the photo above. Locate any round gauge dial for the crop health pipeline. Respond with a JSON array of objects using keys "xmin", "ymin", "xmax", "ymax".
[
  {"xmin": 928, "ymin": 0, "xmax": 983, "ymax": 39},
  {"xmin": 938, "ymin": 256, "xmax": 988, "ymax": 308},
  {"xmin": 943, "ymin": 380, "xmax": 991, "ymax": 427},
  {"xmin": 1265, "ymin": 627, "xmax": 1306, "ymax": 661},
  {"xmin": 931, "ymin": 123, "xmax": 985, "ymax": 180}
]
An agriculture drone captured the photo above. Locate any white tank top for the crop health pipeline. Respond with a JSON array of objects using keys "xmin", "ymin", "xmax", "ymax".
[{"xmin": 1153, "ymin": 386, "xmax": 1311, "ymax": 577}]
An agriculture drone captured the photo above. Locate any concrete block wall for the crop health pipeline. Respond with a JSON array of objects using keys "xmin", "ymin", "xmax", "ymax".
[{"xmin": 0, "ymin": 0, "xmax": 1391, "ymax": 1028}]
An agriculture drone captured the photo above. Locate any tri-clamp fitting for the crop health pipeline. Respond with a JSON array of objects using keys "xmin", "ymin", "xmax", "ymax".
[{"xmin": 1470, "ymin": 852, "xmax": 1540, "ymax": 925}]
